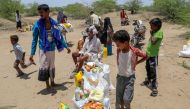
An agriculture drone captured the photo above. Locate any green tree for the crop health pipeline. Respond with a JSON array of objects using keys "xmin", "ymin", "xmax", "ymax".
[
  {"xmin": 64, "ymin": 3, "xmax": 91, "ymax": 19},
  {"xmin": 24, "ymin": 2, "xmax": 38, "ymax": 17},
  {"xmin": 0, "ymin": 0, "xmax": 24, "ymax": 21},
  {"xmin": 153, "ymin": 0, "xmax": 190, "ymax": 25},
  {"xmin": 126, "ymin": 0, "xmax": 142, "ymax": 14},
  {"xmin": 92, "ymin": 0, "xmax": 118, "ymax": 15}
]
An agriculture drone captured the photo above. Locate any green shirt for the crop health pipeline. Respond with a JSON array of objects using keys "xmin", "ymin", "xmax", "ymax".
[{"xmin": 146, "ymin": 30, "xmax": 163, "ymax": 57}]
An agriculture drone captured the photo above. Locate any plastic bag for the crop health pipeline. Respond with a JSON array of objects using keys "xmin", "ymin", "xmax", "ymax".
[{"xmin": 179, "ymin": 44, "xmax": 190, "ymax": 57}]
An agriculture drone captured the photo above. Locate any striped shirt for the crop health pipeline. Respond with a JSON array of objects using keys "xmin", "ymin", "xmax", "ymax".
[{"xmin": 13, "ymin": 43, "xmax": 24, "ymax": 61}]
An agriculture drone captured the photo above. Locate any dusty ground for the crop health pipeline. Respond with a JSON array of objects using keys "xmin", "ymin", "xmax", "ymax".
[{"xmin": 0, "ymin": 12, "xmax": 190, "ymax": 109}]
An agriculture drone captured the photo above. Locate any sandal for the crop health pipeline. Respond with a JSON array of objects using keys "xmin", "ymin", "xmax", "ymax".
[{"xmin": 17, "ymin": 72, "xmax": 24, "ymax": 77}]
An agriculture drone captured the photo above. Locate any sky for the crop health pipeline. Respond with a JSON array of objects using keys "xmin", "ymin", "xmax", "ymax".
[{"xmin": 21, "ymin": 0, "xmax": 153, "ymax": 7}]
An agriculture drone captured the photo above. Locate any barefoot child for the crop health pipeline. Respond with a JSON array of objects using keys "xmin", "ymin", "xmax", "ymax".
[
  {"xmin": 142, "ymin": 18, "xmax": 163, "ymax": 97},
  {"xmin": 112, "ymin": 30, "xmax": 147, "ymax": 109},
  {"xmin": 10, "ymin": 35, "xmax": 35, "ymax": 77}
]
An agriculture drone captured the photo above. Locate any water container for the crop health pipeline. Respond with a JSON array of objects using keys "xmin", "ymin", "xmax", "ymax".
[
  {"xmin": 103, "ymin": 47, "xmax": 108, "ymax": 58},
  {"xmin": 75, "ymin": 71, "xmax": 83, "ymax": 87},
  {"xmin": 60, "ymin": 103, "xmax": 69, "ymax": 109},
  {"xmin": 107, "ymin": 44, "xmax": 112, "ymax": 56}
]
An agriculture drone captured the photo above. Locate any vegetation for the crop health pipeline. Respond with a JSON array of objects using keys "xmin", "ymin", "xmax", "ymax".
[
  {"xmin": 63, "ymin": 3, "xmax": 91, "ymax": 19},
  {"xmin": 0, "ymin": 0, "xmax": 190, "ymax": 26},
  {"xmin": 126, "ymin": 0, "xmax": 142, "ymax": 14},
  {"xmin": 0, "ymin": 0, "xmax": 24, "ymax": 21},
  {"xmin": 153, "ymin": 0, "xmax": 190, "ymax": 25},
  {"xmin": 92, "ymin": 0, "xmax": 118, "ymax": 15},
  {"xmin": 24, "ymin": 2, "xmax": 38, "ymax": 17}
]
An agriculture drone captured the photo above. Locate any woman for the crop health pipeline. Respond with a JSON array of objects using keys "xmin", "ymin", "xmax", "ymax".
[{"xmin": 103, "ymin": 17, "xmax": 114, "ymax": 55}]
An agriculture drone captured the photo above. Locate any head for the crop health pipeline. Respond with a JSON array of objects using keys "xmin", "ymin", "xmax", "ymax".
[
  {"xmin": 104, "ymin": 17, "xmax": 111, "ymax": 26},
  {"xmin": 10, "ymin": 35, "xmax": 19, "ymax": 45},
  {"xmin": 37, "ymin": 4, "xmax": 50, "ymax": 19},
  {"xmin": 90, "ymin": 11, "xmax": 94, "ymax": 15},
  {"xmin": 16, "ymin": 10, "xmax": 19, "ymax": 13},
  {"xmin": 149, "ymin": 18, "xmax": 162, "ymax": 32},
  {"xmin": 112, "ymin": 30, "xmax": 130, "ymax": 50},
  {"xmin": 87, "ymin": 25, "xmax": 98, "ymax": 40}
]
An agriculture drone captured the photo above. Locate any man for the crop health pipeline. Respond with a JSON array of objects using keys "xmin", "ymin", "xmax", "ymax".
[
  {"xmin": 29, "ymin": 4, "xmax": 71, "ymax": 89},
  {"xmin": 90, "ymin": 11, "xmax": 100, "ymax": 26},
  {"xmin": 70, "ymin": 26, "xmax": 103, "ymax": 79},
  {"xmin": 120, "ymin": 8, "xmax": 129, "ymax": 26}
]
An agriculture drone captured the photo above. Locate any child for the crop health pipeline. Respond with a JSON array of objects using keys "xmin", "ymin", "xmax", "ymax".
[
  {"xmin": 10, "ymin": 35, "xmax": 35, "ymax": 77},
  {"xmin": 113, "ymin": 30, "xmax": 147, "ymax": 109},
  {"xmin": 142, "ymin": 18, "xmax": 163, "ymax": 97}
]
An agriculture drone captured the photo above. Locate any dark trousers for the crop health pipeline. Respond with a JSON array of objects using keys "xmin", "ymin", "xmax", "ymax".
[{"xmin": 146, "ymin": 57, "xmax": 158, "ymax": 89}]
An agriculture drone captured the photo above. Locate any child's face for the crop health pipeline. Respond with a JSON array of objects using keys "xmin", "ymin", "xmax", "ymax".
[
  {"xmin": 150, "ymin": 23, "xmax": 158, "ymax": 32},
  {"xmin": 10, "ymin": 39, "xmax": 16, "ymax": 45},
  {"xmin": 114, "ymin": 41, "xmax": 129, "ymax": 50}
]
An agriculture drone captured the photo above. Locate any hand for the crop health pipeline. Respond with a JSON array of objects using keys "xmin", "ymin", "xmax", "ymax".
[{"xmin": 67, "ymin": 48, "xmax": 71, "ymax": 54}]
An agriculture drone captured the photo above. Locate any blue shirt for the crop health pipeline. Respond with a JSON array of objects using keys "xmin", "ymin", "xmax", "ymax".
[{"xmin": 31, "ymin": 18, "xmax": 68, "ymax": 56}]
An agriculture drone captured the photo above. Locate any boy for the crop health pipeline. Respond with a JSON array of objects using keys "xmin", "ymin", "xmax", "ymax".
[
  {"xmin": 10, "ymin": 35, "xmax": 35, "ymax": 77},
  {"xmin": 142, "ymin": 18, "xmax": 163, "ymax": 97},
  {"xmin": 29, "ymin": 4, "xmax": 70, "ymax": 89},
  {"xmin": 113, "ymin": 30, "xmax": 147, "ymax": 109}
]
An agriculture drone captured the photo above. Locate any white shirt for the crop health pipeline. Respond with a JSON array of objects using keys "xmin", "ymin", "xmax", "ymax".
[
  {"xmin": 90, "ymin": 14, "xmax": 100, "ymax": 26},
  {"xmin": 118, "ymin": 50, "xmax": 135, "ymax": 77},
  {"xmin": 80, "ymin": 36, "xmax": 103, "ymax": 57},
  {"xmin": 15, "ymin": 14, "xmax": 21, "ymax": 22},
  {"xmin": 13, "ymin": 43, "xmax": 24, "ymax": 61}
]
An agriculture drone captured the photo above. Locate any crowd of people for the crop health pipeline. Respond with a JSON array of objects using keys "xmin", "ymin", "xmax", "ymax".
[{"xmin": 11, "ymin": 4, "xmax": 163, "ymax": 109}]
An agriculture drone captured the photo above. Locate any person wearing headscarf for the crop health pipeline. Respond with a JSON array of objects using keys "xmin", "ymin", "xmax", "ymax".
[{"xmin": 70, "ymin": 25, "xmax": 103, "ymax": 79}]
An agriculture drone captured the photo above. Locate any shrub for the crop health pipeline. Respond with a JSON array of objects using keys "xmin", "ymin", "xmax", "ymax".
[{"xmin": 0, "ymin": 0, "xmax": 24, "ymax": 21}]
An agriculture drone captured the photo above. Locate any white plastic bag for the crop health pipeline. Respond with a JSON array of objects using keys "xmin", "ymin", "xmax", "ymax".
[{"xmin": 179, "ymin": 44, "xmax": 190, "ymax": 57}]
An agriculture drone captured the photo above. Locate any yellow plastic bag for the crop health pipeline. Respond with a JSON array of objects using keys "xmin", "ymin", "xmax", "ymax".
[
  {"xmin": 60, "ymin": 103, "xmax": 69, "ymax": 109},
  {"xmin": 75, "ymin": 71, "xmax": 83, "ymax": 87}
]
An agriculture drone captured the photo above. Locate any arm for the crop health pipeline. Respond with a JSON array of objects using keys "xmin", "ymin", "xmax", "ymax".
[
  {"xmin": 31, "ymin": 23, "xmax": 39, "ymax": 56},
  {"xmin": 150, "ymin": 36, "xmax": 159, "ymax": 45},
  {"xmin": 98, "ymin": 40, "xmax": 103, "ymax": 59},
  {"xmin": 30, "ymin": 23, "xmax": 39, "ymax": 62},
  {"xmin": 60, "ymin": 33, "xmax": 71, "ymax": 53},
  {"xmin": 150, "ymin": 30, "xmax": 160, "ymax": 45},
  {"xmin": 135, "ymin": 48, "xmax": 147, "ymax": 65}
]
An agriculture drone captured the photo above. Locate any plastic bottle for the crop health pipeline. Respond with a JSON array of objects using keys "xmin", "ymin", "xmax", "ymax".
[
  {"xmin": 103, "ymin": 47, "xmax": 108, "ymax": 58},
  {"xmin": 75, "ymin": 88, "xmax": 81, "ymax": 101}
]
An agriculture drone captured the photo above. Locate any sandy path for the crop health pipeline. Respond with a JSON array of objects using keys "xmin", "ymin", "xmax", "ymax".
[{"xmin": 0, "ymin": 12, "xmax": 190, "ymax": 109}]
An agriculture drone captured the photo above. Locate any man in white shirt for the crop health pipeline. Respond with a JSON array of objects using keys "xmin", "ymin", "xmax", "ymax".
[
  {"xmin": 90, "ymin": 11, "xmax": 100, "ymax": 26},
  {"xmin": 70, "ymin": 26, "xmax": 103, "ymax": 79}
]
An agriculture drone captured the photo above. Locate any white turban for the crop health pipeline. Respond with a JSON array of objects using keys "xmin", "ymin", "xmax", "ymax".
[{"xmin": 89, "ymin": 25, "xmax": 98, "ymax": 35}]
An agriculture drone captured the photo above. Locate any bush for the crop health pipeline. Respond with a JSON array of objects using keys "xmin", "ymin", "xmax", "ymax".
[
  {"xmin": 64, "ymin": 3, "xmax": 91, "ymax": 19},
  {"xmin": 126, "ymin": 0, "xmax": 142, "ymax": 14},
  {"xmin": 153, "ymin": 0, "xmax": 190, "ymax": 25},
  {"xmin": 0, "ymin": 0, "xmax": 24, "ymax": 21},
  {"xmin": 24, "ymin": 2, "xmax": 38, "ymax": 17},
  {"xmin": 92, "ymin": 0, "xmax": 118, "ymax": 15}
]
